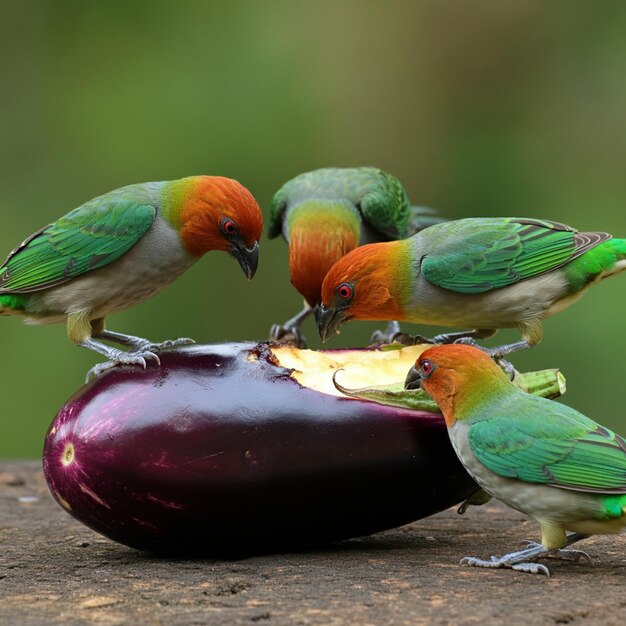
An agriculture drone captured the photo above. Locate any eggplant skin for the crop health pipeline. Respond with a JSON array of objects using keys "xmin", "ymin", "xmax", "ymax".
[{"xmin": 43, "ymin": 342, "xmax": 478, "ymax": 556}]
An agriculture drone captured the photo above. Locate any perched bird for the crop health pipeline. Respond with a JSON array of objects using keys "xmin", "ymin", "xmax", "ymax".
[
  {"xmin": 404, "ymin": 344, "xmax": 626, "ymax": 576},
  {"xmin": 0, "ymin": 176, "xmax": 263, "ymax": 380},
  {"xmin": 318, "ymin": 217, "xmax": 626, "ymax": 359},
  {"xmin": 267, "ymin": 166, "xmax": 441, "ymax": 347}
]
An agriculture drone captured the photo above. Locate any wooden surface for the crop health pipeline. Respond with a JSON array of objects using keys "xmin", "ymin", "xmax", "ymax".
[{"xmin": 2, "ymin": 461, "xmax": 626, "ymax": 626}]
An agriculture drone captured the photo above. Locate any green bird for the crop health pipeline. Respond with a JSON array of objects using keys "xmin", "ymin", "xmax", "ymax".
[
  {"xmin": 404, "ymin": 343, "xmax": 626, "ymax": 576},
  {"xmin": 0, "ymin": 176, "xmax": 263, "ymax": 380},
  {"xmin": 318, "ymin": 217, "xmax": 626, "ymax": 361},
  {"xmin": 268, "ymin": 166, "xmax": 441, "ymax": 346}
]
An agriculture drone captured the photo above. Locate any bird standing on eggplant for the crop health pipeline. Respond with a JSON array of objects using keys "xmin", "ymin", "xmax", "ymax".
[
  {"xmin": 404, "ymin": 344, "xmax": 626, "ymax": 576},
  {"xmin": 0, "ymin": 176, "xmax": 263, "ymax": 380},
  {"xmin": 318, "ymin": 217, "xmax": 626, "ymax": 359},
  {"xmin": 267, "ymin": 166, "xmax": 441, "ymax": 347}
]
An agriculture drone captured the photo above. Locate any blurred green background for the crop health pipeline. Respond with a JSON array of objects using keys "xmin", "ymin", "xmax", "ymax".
[{"xmin": 1, "ymin": 1, "xmax": 625, "ymax": 457}]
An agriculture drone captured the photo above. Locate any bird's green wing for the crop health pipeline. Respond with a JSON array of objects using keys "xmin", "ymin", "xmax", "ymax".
[
  {"xmin": 468, "ymin": 403, "xmax": 626, "ymax": 493},
  {"xmin": 0, "ymin": 200, "xmax": 156, "ymax": 293},
  {"xmin": 357, "ymin": 169, "xmax": 411, "ymax": 239},
  {"xmin": 269, "ymin": 167, "xmax": 412, "ymax": 240},
  {"xmin": 421, "ymin": 218, "xmax": 611, "ymax": 294},
  {"xmin": 267, "ymin": 186, "xmax": 288, "ymax": 240}
]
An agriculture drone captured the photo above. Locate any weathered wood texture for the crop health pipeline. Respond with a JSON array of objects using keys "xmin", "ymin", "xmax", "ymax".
[{"xmin": 1, "ymin": 461, "xmax": 625, "ymax": 626}]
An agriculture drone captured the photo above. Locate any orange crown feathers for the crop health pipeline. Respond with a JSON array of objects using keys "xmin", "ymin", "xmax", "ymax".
[
  {"xmin": 320, "ymin": 240, "xmax": 410, "ymax": 321},
  {"xmin": 180, "ymin": 176, "xmax": 263, "ymax": 256},
  {"xmin": 416, "ymin": 344, "xmax": 511, "ymax": 424}
]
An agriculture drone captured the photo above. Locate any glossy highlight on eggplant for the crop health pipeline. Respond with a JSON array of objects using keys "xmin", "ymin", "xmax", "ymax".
[{"xmin": 43, "ymin": 342, "xmax": 478, "ymax": 556}]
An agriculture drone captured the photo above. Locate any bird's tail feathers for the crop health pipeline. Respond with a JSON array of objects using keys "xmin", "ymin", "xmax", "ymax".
[
  {"xmin": 567, "ymin": 237, "xmax": 626, "ymax": 289},
  {"xmin": 608, "ymin": 237, "xmax": 626, "ymax": 257},
  {"xmin": 602, "ymin": 238, "xmax": 626, "ymax": 278}
]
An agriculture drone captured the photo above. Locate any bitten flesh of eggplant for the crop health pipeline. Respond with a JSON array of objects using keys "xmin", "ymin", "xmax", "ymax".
[{"xmin": 43, "ymin": 342, "xmax": 480, "ymax": 556}]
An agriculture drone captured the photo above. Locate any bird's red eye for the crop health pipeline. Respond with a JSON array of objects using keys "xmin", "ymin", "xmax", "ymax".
[
  {"xmin": 221, "ymin": 218, "xmax": 238, "ymax": 235},
  {"xmin": 421, "ymin": 360, "xmax": 433, "ymax": 376},
  {"xmin": 337, "ymin": 283, "xmax": 353, "ymax": 300}
]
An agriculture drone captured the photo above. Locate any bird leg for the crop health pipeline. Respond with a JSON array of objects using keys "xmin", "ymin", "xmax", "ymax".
[
  {"xmin": 460, "ymin": 533, "xmax": 590, "ymax": 577},
  {"xmin": 80, "ymin": 338, "xmax": 161, "ymax": 383},
  {"xmin": 369, "ymin": 321, "xmax": 402, "ymax": 345},
  {"xmin": 94, "ymin": 329, "xmax": 195, "ymax": 352},
  {"xmin": 516, "ymin": 536, "xmax": 591, "ymax": 563},
  {"xmin": 486, "ymin": 339, "xmax": 532, "ymax": 359},
  {"xmin": 475, "ymin": 319, "xmax": 542, "ymax": 373},
  {"xmin": 68, "ymin": 313, "xmax": 172, "ymax": 382},
  {"xmin": 269, "ymin": 303, "xmax": 314, "ymax": 348},
  {"xmin": 431, "ymin": 328, "xmax": 497, "ymax": 344}
]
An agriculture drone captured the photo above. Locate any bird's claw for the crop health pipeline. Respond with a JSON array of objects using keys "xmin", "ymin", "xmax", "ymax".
[
  {"xmin": 391, "ymin": 332, "xmax": 421, "ymax": 345},
  {"xmin": 459, "ymin": 556, "xmax": 507, "ymax": 569},
  {"xmin": 511, "ymin": 562, "xmax": 551, "ymax": 576},
  {"xmin": 383, "ymin": 330, "xmax": 491, "ymax": 347},
  {"xmin": 459, "ymin": 538, "xmax": 560, "ymax": 576},
  {"xmin": 149, "ymin": 337, "xmax": 195, "ymax": 351},
  {"xmin": 460, "ymin": 555, "xmax": 551, "ymax": 577},
  {"xmin": 370, "ymin": 330, "xmax": 391, "ymax": 345},
  {"xmin": 385, "ymin": 332, "xmax": 434, "ymax": 346},
  {"xmin": 495, "ymin": 358, "xmax": 517, "ymax": 380},
  {"xmin": 453, "ymin": 337, "xmax": 479, "ymax": 347},
  {"xmin": 427, "ymin": 333, "xmax": 466, "ymax": 345},
  {"xmin": 269, "ymin": 323, "xmax": 307, "ymax": 349},
  {"xmin": 404, "ymin": 332, "xmax": 483, "ymax": 346},
  {"xmin": 369, "ymin": 321, "xmax": 404, "ymax": 345},
  {"xmin": 407, "ymin": 334, "xmax": 437, "ymax": 345},
  {"xmin": 554, "ymin": 549, "xmax": 592, "ymax": 563},
  {"xmin": 127, "ymin": 337, "xmax": 195, "ymax": 352},
  {"xmin": 85, "ymin": 349, "xmax": 161, "ymax": 383}
]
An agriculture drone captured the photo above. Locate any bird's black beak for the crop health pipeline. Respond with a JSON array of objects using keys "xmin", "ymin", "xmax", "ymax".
[
  {"xmin": 404, "ymin": 365, "xmax": 423, "ymax": 391},
  {"xmin": 230, "ymin": 241, "xmax": 259, "ymax": 280},
  {"xmin": 317, "ymin": 304, "xmax": 347, "ymax": 343}
]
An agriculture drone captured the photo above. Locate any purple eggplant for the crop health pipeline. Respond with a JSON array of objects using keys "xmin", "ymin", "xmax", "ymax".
[{"xmin": 43, "ymin": 342, "xmax": 478, "ymax": 556}]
